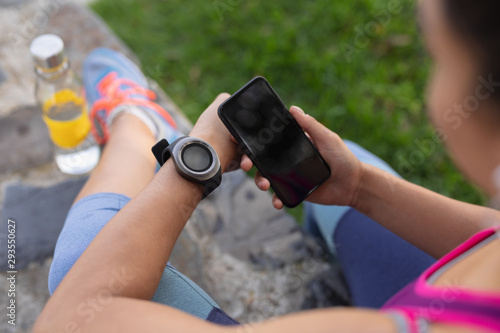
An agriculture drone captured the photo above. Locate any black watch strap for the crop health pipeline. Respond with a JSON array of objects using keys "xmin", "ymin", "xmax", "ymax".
[
  {"xmin": 152, "ymin": 138, "xmax": 222, "ymax": 199},
  {"xmin": 199, "ymin": 166, "xmax": 222, "ymax": 199},
  {"xmin": 152, "ymin": 138, "xmax": 170, "ymax": 165}
]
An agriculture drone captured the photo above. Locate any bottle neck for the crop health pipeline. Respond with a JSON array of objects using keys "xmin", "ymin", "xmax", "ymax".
[{"xmin": 35, "ymin": 59, "xmax": 71, "ymax": 80}]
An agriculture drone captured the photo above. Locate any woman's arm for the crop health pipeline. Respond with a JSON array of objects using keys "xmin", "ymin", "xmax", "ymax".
[
  {"xmin": 36, "ymin": 295, "xmax": 395, "ymax": 333},
  {"xmin": 353, "ymin": 163, "xmax": 499, "ymax": 258},
  {"xmin": 252, "ymin": 106, "xmax": 500, "ymax": 258}
]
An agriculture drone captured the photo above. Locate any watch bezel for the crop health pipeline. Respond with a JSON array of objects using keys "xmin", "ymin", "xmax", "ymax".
[{"xmin": 169, "ymin": 136, "xmax": 221, "ymax": 182}]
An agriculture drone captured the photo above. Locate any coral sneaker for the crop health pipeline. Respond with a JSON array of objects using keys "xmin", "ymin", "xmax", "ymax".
[{"xmin": 83, "ymin": 47, "xmax": 182, "ymax": 145}]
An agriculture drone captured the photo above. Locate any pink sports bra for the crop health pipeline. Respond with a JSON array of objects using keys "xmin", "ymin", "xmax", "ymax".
[{"xmin": 381, "ymin": 226, "xmax": 500, "ymax": 333}]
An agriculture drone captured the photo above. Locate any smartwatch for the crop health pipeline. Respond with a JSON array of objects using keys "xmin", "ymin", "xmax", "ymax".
[{"xmin": 152, "ymin": 136, "xmax": 222, "ymax": 198}]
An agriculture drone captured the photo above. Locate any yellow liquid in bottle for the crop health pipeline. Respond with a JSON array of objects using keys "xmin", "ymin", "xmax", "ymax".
[{"xmin": 42, "ymin": 89, "xmax": 91, "ymax": 149}]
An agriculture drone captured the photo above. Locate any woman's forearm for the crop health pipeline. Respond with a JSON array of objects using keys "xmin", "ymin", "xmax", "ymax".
[
  {"xmin": 352, "ymin": 163, "xmax": 499, "ymax": 258},
  {"xmin": 39, "ymin": 160, "xmax": 203, "ymax": 327}
]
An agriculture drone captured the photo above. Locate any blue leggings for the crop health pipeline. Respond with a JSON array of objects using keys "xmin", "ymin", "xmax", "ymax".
[
  {"xmin": 305, "ymin": 140, "xmax": 436, "ymax": 308},
  {"xmin": 48, "ymin": 193, "xmax": 238, "ymax": 325}
]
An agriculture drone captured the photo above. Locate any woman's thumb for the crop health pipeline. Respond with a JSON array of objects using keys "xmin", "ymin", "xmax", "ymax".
[{"xmin": 290, "ymin": 106, "xmax": 332, "ymax": 144}]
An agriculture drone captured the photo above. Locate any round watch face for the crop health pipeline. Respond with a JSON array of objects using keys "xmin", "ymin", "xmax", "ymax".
[
  {"xmin": 181, "ymin": 143, "xmax": 213, "ymax": 172},
  {"xmin": 169, "ymin": 137, "xmax": 221, "ymax": 182}
]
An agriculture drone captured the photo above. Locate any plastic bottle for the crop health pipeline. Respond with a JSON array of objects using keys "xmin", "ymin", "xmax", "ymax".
[{"xmin": 30, "ymin": 34, "xmax": 100, "ymax": 175}]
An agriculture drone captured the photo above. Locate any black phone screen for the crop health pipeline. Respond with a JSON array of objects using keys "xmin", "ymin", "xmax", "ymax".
[{"xmin": 218, "ymin": 77, "xmax": 331, "ymax": 207}]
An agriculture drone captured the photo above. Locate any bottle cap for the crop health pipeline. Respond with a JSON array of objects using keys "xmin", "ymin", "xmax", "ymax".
[{"xmin": 30, "ymin": 34, "xmax": 67, "ymax": 70}]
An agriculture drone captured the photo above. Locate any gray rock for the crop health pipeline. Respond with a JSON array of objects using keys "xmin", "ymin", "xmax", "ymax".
[
  {"xmin": 183, "ymin": 214, "xmax": 333, "ymax": 323},
  {"xmin": 208, "ymin": 171, "xmax": 298, "ymax": 262},
  {"xmin": 0, "ymin": 0, "xmax": 28, "ymax": 7},
  {"xmin": 0, "ymin": 259, "xmax": 52, "ymax": 333},
  {"xmin": 0, "ymin": 177, "xmax": 87, "ymax": 270},
  {"xmin": 0, "ymin": 105, "xmax": 53, "ymax": 173},
  {"xmin": 0, "ymin": 64, "xmax": 6, "ymax": 85},
  {"xmin": 301, "ymin": 265, "xmax": 352, "ymax": 309}
]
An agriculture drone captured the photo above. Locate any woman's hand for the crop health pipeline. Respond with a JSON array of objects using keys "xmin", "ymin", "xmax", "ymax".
[
  {"xmin": 243, "ymin": 106, "xmax": 364, "ymax": 209},
  {"xmin": 189, "ymin": 93, "xmax": 241, "ymax": 173}
]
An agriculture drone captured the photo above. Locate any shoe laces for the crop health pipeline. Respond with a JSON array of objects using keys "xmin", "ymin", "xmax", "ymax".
[{"xmin": 89, "ymin": 71, "xmax": 177, "ymax": 144}]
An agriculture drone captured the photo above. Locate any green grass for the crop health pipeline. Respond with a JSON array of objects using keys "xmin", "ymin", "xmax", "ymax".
[{"xmin": 91, "ymin": 0, "xmax": 486, "ymax": 221}]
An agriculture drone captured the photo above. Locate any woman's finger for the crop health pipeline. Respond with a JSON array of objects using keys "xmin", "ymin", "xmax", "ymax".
[
  {"xmin": 240, "ymin": 154, "xmax": 253, "ymax": 171},
  {"xmin": 272, "ymin": 194, "xmax": 284, "ymax": 210},
  {"xmin": 255, "ymin": 171, "xmax": 271, "ymax": 191},
  {"xmin": 290, "ymin": 106, "xmax": 333, "ymax": 146}
]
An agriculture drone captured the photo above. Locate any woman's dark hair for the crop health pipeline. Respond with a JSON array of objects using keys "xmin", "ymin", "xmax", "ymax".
[{"xmin": 444, "ymin": 0, "xmax": 500, "ymax": 99}]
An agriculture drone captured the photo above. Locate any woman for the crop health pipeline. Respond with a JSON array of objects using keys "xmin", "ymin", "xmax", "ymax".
[{"xmin": 35, "ymin": 0, "xmax": 500, "ymax": 332}]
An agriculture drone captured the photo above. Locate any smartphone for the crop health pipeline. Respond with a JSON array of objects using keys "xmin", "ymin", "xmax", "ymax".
[{"xmin": 218, "ymin": 76, "xmax": 331, "ymax": 208}]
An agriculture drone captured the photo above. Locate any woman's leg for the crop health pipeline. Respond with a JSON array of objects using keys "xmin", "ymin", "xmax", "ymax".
[
  {"xmin": 48, "ymin": 48, "xmax": 239, "ymax": 325},
  {"xmin": 305, "ymin": 140, "xmax": 436, "ymax": 308},
  {"xmin": 72, "ymin": 114, "xmax": 157, "ymax": 203}
]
